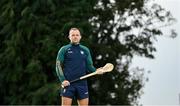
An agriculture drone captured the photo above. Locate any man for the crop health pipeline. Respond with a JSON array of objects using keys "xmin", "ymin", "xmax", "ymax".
[{"xmin": 56, "ymin": 28, "xmax": 103, "ymax": 106}]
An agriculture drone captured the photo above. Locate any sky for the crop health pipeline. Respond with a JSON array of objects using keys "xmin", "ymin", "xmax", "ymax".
[{"xmin": 132, "ymin": 0, "xmax": 180, "ymax": 105}]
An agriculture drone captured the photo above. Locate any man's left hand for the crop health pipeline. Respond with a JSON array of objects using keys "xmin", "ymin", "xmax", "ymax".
[{"xmin": 96, "ymin": 67, "xmax": 104, "ymax": 75}]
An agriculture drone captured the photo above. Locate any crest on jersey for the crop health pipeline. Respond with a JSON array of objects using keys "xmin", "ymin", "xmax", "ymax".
[
  {"xmin": 80, "ymin": 51, "xmax": 84, "ymax": 55},
  {"xmin": 68, "ymin": 50, "xmax": 73, "ymax": 53}
]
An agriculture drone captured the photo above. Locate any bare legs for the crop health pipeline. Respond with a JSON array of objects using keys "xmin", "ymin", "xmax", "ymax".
[{"xmin": 61, "ymin": 97, "xmax": 88, "ymax": 106}]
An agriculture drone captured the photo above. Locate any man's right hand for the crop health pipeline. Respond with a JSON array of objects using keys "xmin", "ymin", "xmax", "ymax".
[{"xmin": 61, "ymin": 80, "xmax": 70, "ymax": 88}]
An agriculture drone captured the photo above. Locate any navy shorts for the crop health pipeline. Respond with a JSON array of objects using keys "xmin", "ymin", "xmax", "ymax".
[{"xmin": 60, "ymin": 84, "xmax": 89, "ymax": 100}]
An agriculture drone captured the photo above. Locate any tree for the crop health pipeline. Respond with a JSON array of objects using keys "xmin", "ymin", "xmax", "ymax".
[{"xmin": 0, "ymin": 0, "xmax": 176, "ymax": 105}]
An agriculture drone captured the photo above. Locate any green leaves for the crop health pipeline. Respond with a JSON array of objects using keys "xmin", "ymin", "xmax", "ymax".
[{"xmin": 0, "ymin": 0, "xmax": 176, "ymax": 105}]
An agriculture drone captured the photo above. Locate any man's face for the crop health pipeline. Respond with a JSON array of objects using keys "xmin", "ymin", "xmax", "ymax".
[{"xmin": 69, "ymin": 30, "xmax": 81, "ymax": 44}]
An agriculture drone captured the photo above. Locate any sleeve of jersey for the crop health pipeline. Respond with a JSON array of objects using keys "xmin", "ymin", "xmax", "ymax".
[
  {"xmin": 86, "ymin": 48, "xmax": 96, "ymax": 72},
  {"xmin": 56, "ymin": 47, "xmax": 66, "ymax": 83}
]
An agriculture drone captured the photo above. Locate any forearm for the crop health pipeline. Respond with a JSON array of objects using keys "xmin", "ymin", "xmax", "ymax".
[
  {"xmin": 87, "ymin": 64, "xmax": 96, "ymax": 73},
  {"xmin": 56, "ymin": 60, "xmax": 65, "ymax": 82}
]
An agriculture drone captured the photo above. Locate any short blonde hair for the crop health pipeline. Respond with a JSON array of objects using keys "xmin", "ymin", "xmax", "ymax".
[{"xmin": 69, "ymin": 28, "xmax": 81, "ymax": 36}]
